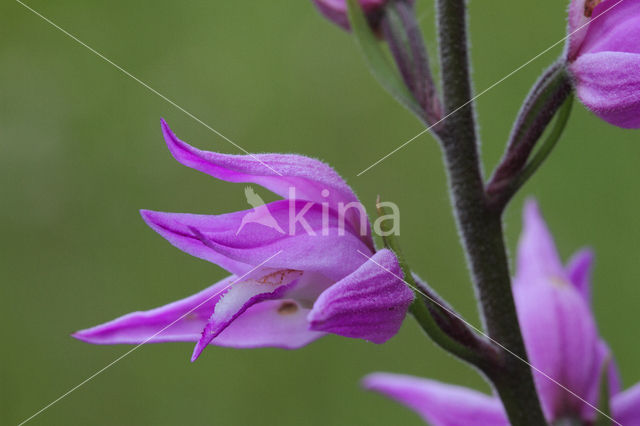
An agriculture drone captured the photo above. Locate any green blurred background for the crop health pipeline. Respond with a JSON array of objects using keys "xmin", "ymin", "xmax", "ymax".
[{"xmin": 2, "ymin": 0, "xmax": 638, "ymax": 424}]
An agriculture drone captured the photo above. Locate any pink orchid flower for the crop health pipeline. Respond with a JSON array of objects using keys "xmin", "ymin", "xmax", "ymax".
[
  {"xmin": 567, "ymin": 0, "xmax": 640, "ymax": 128},
  {"xmin": 73, "ymin": 120, "xmax": 414, "ymax": 361},
  {"xmin": 363, "ymin": 201, "xmax": 640, "ymax": 425}
]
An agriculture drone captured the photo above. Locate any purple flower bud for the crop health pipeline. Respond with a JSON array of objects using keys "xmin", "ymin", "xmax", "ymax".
[
  {"xmin": 311, "ymin": 0, "xmax": 388, "ymax": 31},
  {"xmin": 567, "ymin": 0, "xmax": 640, "ymax": 128}
]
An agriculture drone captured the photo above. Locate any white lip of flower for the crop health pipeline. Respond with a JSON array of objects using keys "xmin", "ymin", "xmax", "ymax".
[{"xmin": 213, "ymin": 269, "xmax": 304, "ymax": 319}]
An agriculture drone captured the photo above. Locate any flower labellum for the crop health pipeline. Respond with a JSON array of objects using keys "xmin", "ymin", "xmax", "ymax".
[
  {"xmin": 566, "ymin": 0, "xmax": 640, "ymax": 128},
  {"xmin": 73, "ymin": 120, "xmax": 414, "ymax": 361},
  {"xmin": 363, "ymin": 200, "xmax": 640, "ymax": 425}
]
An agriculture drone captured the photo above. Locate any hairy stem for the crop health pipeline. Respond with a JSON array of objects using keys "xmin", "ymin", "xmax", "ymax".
[{"xmin": 436, "ymin": 0, "xmax": 546, "ymax": 424}]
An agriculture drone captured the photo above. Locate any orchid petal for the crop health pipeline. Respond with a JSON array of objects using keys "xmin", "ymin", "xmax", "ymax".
[
  {"xmin": 570, "ymin": 51, "xmax": 640, "ymax": 129},
  {"xmin": 307, "ymin": 249, "xmax": 413, "ymax": 344},
  {"xmin": 211, "ymin": 299, "xmax": 325, "ymax": 349},
  {"xmin": 73, "ymin": 276, "xmax": 235, "ymax": 345},
  {"xmin": 141, "ymin": 200, "xmax": 372, "ymax": 281},
  {"xmin": 515, "ymin": 274, "xmax": 601, "ymax": 420},
  {"xmin": 363, "ymin": 373, "xmax": 508, "ymax": 426},
  {"xmin": 73, "ymin": 275, "xmax": 324, "ymax": 352},
  {"xmin": 567, "ymin": 0, "xmax": 590, "ymax": 60},
  {"xmin": 514, "ymin": 202, "xmax": 602, "ymax": 420},
  {"xmin": 612, "ymin": 382, "xmax": 640, "ymax": 426},
  {"xmin": 566, "ymin": 248, "xmax": 594, "ymax": 303},
  {"xmin": 161, "ymin": 119, "xmax": 373, "ymax": 248},
  {"xmin": 516, "ymin": 199, "xmax": 565, "ymax": 285},
  {"xmin": 191, "ymin": 270, "xmax": 303, "ymax": 361},
  {"xmin": 579, "ymin": 0, "xmax": 640, "ymax": 56}
]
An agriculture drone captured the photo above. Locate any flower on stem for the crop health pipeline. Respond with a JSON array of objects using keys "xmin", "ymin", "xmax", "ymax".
[
  {"xmin": 566, "ymin": 0, "xmax": 640, "ymax": 128},
  {"xmin": 311, "ymin": 0, "xmax": 388, "ymax": 31},
  {"xmin": 363, "ymin": 200, "xmax": 640, "ymax": 425},
  {"xmin": 73, "ymin": 119, "xmax": 414, "ymax": 361}
]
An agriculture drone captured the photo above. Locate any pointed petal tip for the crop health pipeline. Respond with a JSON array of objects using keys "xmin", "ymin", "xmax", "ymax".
[
  {"xmin": 71, "ymin": 327, "xmax": 106, "ymax": 345},
  {"xmin": 139, "ymin": 209, "xmax": 162, "ymax": 231},
  {"xmin": 159, "ymin": 117, "xmax": 171, "ymax": 134},
  {"xmin": 159, "ymin": 118, "xmax": 187, "ymax": 156},
  {"xmin": 568, "ymin": 247, "xmax": 596, "ymax": 272},
  {"xmin": 567, "ymin": 247, "xmax": 596, "ymax": 303},
  {"xmin": 139, "ymin": 208, "xmax": 156, "ymax": 221},
  {"xmin": 523, "ymin": 197, "xmax": 542, "ymax": 222},
  {"xmin": 361, "ymin": 372, "xmax": 392, "ymax": 390},
  {"xmin": 160, "ymin": 118, "xmax": 177, "ymax": 148},
  {"xmin": 190, "ymin": 340, "xmax": 207, "ymax": 362},
  {"xmin": 71, "ymin": 330, "xmax": 90, "ymax": 343}
]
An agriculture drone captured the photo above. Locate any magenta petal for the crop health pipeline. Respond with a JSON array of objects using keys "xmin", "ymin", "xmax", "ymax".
[
  {"xmin": 363, "ymin": 373, "xmax": 508, "ymax": 426},
  {"xmin": 307, "ymin": 249, "xmax": 413, "ymax": 344},
  {"xmin": 515, "ymin": 276, "xmax": 601, "ymax": 420},
  {"xmin": 514, "ymin": 202, "xmax": 602, "ymax": 420},
  {"xmin": 579, "ymin": 0, "xmax": 640, "ymax": 56},
  {"xmin": 141, "ymin": 208, "xmax": 255, "ymax": 276},
  {"xmin": 567, "ymin": 0, "xmax": 590, "ymax": 60},
  {"xmin": 211, "ymin": 299, "xmax": 325, "ymax": 349},
  {"xmin": 516, "ymin": 199, "xmax": 565, "ymax": 284},
  {"xmin": 570, "ymin": 51, "xmax": 640, "ymax": 129},
  {"xmin": 161, "ymin": 119, "xmax": 373, "ymax": 248},
  {"xmin": 191, "ymin": 270, "xmax": 303, "ymax": 361},
  {"xmin": 613, "ymin": 382, "xmax": 640, "ymax": 426},
  {"xmin": 72, "ymin": 276, "xmax": 235, "ymax": 345},
  {"xmin": 565, "ymin": 248, "xmax": 594, "ymax": 303},
  {"xmin": 141, "ymin": 201, "xmax": 371, "ymax": 281}
]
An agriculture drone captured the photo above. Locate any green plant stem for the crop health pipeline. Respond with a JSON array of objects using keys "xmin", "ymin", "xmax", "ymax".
[{"xmin": 436, "ymin": 0, "xmax": 546, "ymax": 424}]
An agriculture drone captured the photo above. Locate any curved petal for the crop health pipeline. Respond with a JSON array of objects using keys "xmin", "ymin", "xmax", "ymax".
[
  {"xmin": 161, "ymin": 119, "xmax": 373, "ymax": 249},
  {"xmin": 72, "ymin": 276, "xmax": 235, "ymax": 345},
  {"xmin": 141, "ymin": 200, "xmax": 372, "ymax": 281},
  {"xmin": 567, "ymin": 0, "xmax": 590, "ymax": 60},
  {"xmin": 579, "ymin": 0, "xmax": 640, "ymax": 56},
  {"xmin": 307, "ymin": 249, "xmax": 413, "ymax": 344},
  {"xmin": 514, "ymin": 201, "xmax": 602, "ymax": 420},
  {"xmin": 141, "ymin": 208, "xmax": 254, "ymax": 276},
  {"xmin": 613, "ymin": 382, "xmax": 640, "ymax": 426},
  {"xmin": 565, "ymin": 248, "xmax": 594, "ymax": 303},
  {"xmin": 191, "ymin": 270, "xmax": 303, "ymax": 360},
  {"xmin": 570, "ymin": 51, "xmax": 640, "ymax": 129},
  {"xmin": 516, "ymin": 199, "xmax": 565, "ymax": 286},
  {"xmin": 73, "ymin": 275, "xmax": 324, "ymax": 352},
  {"xmin": 362, "ymin": 373, "xmax": 508, "ymax": 426}
]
